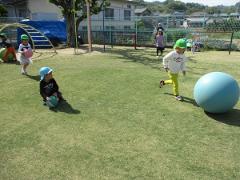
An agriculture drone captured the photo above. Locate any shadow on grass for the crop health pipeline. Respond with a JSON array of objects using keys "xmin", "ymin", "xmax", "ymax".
[
  {"xmin": 112, "ymin": 48, "xmax": 201, "ymax": 71},
  {"xmin": 164, "ymin": 92, "xmax": 199, "ymax": 107},
  {"xmin": 106, "ymin": 47, "xmax": 164, "ymax": 70},
  {"xmin": 205, "ymin": 109, "xmax": 240, "ymax": 126},
  {"xmin": 50, "ymin": 100, "xmax": 80, "ymax": 114},
  {"xmin": 0, "ymin": 60, "xmax": 20, "ymax": 65},
  {"xmin": 26, "ymin": 74, "xmax": 40, "ymax": 81},
  {"xmin": 75, "ymin": 46, "xmax": 174, "ymax": 70},
  {"xmin": 74, "ymin": 46, "xmax": 164, "ymax": 71},
  {"xmin": 76, "ymin": 46, "xmax": 200, "ymax": 73},
  {"xmin": 120, "ymin": 50, "xmax": 162, "ymax": 69}
]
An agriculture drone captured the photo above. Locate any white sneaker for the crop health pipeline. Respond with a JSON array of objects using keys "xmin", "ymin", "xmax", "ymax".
[
  {"xmin": 21, "ymin": 69, "xmax": 27, "ymax": 75},
  {"xmin": 175, "ymin": 96, "xmax": 183, "ymax": 101}
]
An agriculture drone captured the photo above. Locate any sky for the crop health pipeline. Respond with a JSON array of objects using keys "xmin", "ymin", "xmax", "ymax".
[{"xmin": 144, "ymin": 0, "xmax": 240, "ymax": 7}]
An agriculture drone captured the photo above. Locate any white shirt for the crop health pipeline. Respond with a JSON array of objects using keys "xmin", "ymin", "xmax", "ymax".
[
  {"xmin": 163, "ymin": 50, "xmax": 187, "ymax": 73},
  {"xmin": 18, "ymin": 43, "xmax": 32, "ymax": 64},
  {"xmin": 18, "ymin": 43, "xmax": 32, "ymax": 61},
  {"xmin": 18, "ymin": 43, "xmax": 31, "ymax": 53}
]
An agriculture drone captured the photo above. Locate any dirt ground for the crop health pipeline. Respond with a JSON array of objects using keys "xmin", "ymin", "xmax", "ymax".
[{"xmin": 32, "ymin": 45, "xmax": 106, "ymax": 61}]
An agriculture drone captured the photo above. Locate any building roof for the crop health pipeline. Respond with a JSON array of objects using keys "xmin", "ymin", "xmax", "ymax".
[
  {"xmin": 173, "ymin": 11, "xmax": 185, "ymax": 16},
  {"xmin": 190, "ymin": 12, "xmax": 207, "ymax": 16},
  {"xmin": 187, "ymin": 17, "xmax": 207, "ymax": 23},
  {"xmin": 230, "ymin": 13, "xmax": 240, "ymax": 16},
  {"xmin": 219, "ymin": 13, "xmax": 228, "ymax": 17},
  {"xmin": 135, "ymin": 8, "xmax": 148, "ymax": 14},
  {"xmin": 0, "ymin": 0, "xmax": 27, "ymax": 5}
]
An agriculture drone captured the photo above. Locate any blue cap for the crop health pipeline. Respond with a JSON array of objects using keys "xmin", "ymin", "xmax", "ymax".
[{"xmin": 39, "ymin": 67, "xmax": 52, "ymax": 80}]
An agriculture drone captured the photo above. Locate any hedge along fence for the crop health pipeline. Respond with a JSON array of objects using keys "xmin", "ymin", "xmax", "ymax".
[
  {"xmin": 189, "ymin": 32, "xmax": 240, "ymax": 51},
  {"xmin": 204, "ymin": 39, "xmax": 233, "ymax": 50}
]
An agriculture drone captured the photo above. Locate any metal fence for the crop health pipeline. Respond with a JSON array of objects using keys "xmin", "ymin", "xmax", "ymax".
[
  {"xmin": 1, "ymin": 15, "xmax": 240, "ymax": 51},
  {"xmin": 79, "ymin": 30, "xmax": 239, "ymax": 50},
  {"xmin": 0, "ymin": 17, "xmax": 23, "ymax": 24},
  {"xmin": 78, "ymin": 15, "xmax": 240, "ymax": 51}
]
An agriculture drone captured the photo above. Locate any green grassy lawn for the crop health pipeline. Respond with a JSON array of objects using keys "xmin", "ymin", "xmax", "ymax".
[{"xmin": 0, "ymin": 47, "xmax": 240, "ymax": 179}]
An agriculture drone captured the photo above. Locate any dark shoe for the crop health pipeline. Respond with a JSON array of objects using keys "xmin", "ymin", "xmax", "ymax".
[
  {"xmin": 159, "ymin": 80, "xmax": 165, "ymax": 88},
  {"xmin": 59, "ymin": 96, "xmax": 66, "ymax": 102}
]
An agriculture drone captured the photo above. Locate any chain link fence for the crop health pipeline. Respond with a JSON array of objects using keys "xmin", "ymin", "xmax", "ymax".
[
  {"xmin": 0, "ymin": 17, "xmax": 23, "ymax": 24},
  {"xmin": 1, "ymin": 15, "xmax": 240, "ymax": 51},
  {"xmin": 78, "ymin": 15, "xmax": 240, "ymax": 51}
]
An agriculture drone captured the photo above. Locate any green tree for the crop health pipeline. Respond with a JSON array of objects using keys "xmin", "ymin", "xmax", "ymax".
[
  {"xmin": 49, "ymin": 0, "xmax": 110, "ymax": 47},
  {"xmin": 236, "ymin": 2, "xmax": 240, "ymax": 13},
  {"xmin": 206, "ymin": 6, "xmax": 222, "ymax": 14},
  {"xmin": 167, "ymin": 1, "xmax": 187, "ymax": 13},
  {"xmin": 163, "ymin": 0, "xmax": 175, "ymax": 5},
  {"xmin": 0, "ymin": 4, "xmax": 7, "ymax": 17},
  {"xmin": 185, "ymin": 3, "xmax": 205, "ymax": 14}
]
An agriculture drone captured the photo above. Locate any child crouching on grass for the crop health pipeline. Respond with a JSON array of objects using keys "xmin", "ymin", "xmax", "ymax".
[
  {"xmin": 39, "ymin": 67, "xmax": 64, "ymax": 108},
  {"xmin": 159, "ymin": 38, "xmax": 187, "ymax": 101},
  {"xmin": 0, "ymin": 33, "xmax": 17, "ymax": 62}
]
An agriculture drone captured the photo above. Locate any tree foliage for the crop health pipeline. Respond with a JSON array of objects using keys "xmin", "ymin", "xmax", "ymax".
[
  {"xmin": 139, "ymin": 0, "xmax": 239, "ymax": 15},
  {"xmin": 0, "ymin": 4, "xmax": 7, "ymax": 17},
  {"xmin": 206, "ymin": 18, "xmax": 240, "ymax": 32},
  {"xmin": 49, "ymin": 0, "xmax": 110, "ymax": 47},
  {"xmin": 166, "ymin": 0, "xmax": 187, "ymax": 13},
  {"xmin": 185, "ymin": 3, "xmax": 205, "ymax": 14}
]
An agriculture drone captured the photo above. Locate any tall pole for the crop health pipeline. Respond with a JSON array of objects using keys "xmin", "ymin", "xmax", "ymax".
[
  {"xmin": 102, "ymin": 1, "xmax": 105, "ymax": 52},
  {"xmin": 135, "ymin": 18, "xmax": 138, "ymax": 48},
  {"xmin": 73, "ymin": 0, "xmax": 78, "ymax": 54},
  {"xmin": 86, "ymin": 0, "xmax": 92, "ymax": 52},
  {"xmin": 203, "ymin": 12, "xmax": 206, "ymax": 28},
  {"xmin": 229, "ymin": 32, "xmax": 234, "ymax": 55}
]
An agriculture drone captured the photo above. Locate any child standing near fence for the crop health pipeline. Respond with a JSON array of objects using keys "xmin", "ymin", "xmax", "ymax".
[
  {"xmin": 18, "ymin": 34, "xmax": 33, "ymax": 75},
  {"xmin": 159, "ymin": 38, "xmax": 187, "ymax": 101},
  {"xmin": 155, "ymin": 31, "xmax": 164, "ymax": 57}
]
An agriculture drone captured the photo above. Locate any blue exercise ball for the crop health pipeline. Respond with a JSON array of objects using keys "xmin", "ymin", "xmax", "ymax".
[{"xmin": 194, "ymin": 72, "xmax": 239, "ymax": 113}]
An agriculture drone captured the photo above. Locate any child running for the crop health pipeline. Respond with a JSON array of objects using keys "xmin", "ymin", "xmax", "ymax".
[
  {"xmin": 18, "ymin": 34, "xmax": 32, "ymax": 75},
  {"xmin": 159, "ymin": 39, "xmax": 187, "ymax": 101}
]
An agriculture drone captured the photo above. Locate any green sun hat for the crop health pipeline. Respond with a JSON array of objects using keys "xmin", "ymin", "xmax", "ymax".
[
  {"xmin": 21, "ymin": 34, "xmax": 29, "ymax": 40},
  {"xmin": 174, "ymin": 38, "xmax": 187, "ymax": 49}
]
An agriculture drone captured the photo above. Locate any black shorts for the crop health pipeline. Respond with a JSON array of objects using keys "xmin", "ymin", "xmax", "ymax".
[{"xmin": 157, "ymin": 47, "xmax": 165, "ymax": 51}]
